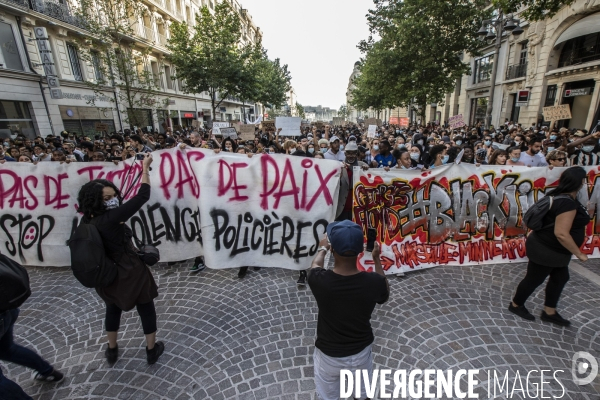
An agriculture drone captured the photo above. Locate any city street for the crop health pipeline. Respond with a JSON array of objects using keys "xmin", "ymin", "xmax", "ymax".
[{"xmin": 5, "ymin": 259, "xmax": 600, "ymax": 399}]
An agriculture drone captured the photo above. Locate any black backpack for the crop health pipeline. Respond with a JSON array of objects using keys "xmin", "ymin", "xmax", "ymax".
[
  {"xmin": 523, "ymin": 194, "xmax": 573, "ymax": 231},
  {"xmin": 68, "ymin": 220, "xmax": 118, "ymax": 288},
  {"xmin": 0, "ymin": 254, "xmax": 31, "ymax": 312}
]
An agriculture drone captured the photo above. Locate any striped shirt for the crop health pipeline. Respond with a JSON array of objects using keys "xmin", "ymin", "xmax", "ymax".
[{"xmin": 569, "ymin": 149, "xmax": 600, "ymax": 166}]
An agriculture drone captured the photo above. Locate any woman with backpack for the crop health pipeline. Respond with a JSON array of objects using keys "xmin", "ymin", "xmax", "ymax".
[
  {"xmin": 76, "ymin": 154, "xmax": 165, "ymax": 365},
  {"xmin": 509, "ymin": 166, "xmax": 590, "ymax": 326}
]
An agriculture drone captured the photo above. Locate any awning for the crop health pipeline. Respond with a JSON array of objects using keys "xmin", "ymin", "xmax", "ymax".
[{"xmin": 555, "ymin": 13, "xmax": 600, "ymax": 47}]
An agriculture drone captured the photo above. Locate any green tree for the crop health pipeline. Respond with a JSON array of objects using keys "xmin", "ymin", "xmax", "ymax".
[
  {"xmin": 168, "ymin": 2, "xmax": 251, "ymax": 120},
  {"xmin": 338, "ymin": 105, "xmax": 350, "ymax": 120},
  {"xmin": 354, "ymin": 0, "xmax": 489, "ymax": 113},
  {"xmin": 74, "ymin": 0, "xmax": 167, "ymax": 129},
  {"xmin": 254, "ymin": 55, "xmax": 292, "ymax": 109},
  {"xmin": 492, "ymin": 0, "xmax": 574, "ymax": 21},
  {"xmin": 294, "ymin": 103, "xmax": 306, "ymax": 119}
]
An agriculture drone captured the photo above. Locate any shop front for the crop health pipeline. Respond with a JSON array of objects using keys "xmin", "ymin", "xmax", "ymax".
[
  {"xmin": 469, "ymin": 97, "xmax": 489, "ymax": 126},
  {"xmin": 0, "ymin": 100, "xmax": 37, "ymax": 139},
  {"xmin": 180, "ymin": 111, "xmax": 196, "ymax": 128},
  {"xmin": 559, "ymin": 80, "xmax": 596, "ymax": 129},
  {"xmin": 59, "ymin": 105, "xmax": 116, "ymax": 137},
  {"xmin": 157, "ymin": 109, "xmax": 169, "ymax": 133}
]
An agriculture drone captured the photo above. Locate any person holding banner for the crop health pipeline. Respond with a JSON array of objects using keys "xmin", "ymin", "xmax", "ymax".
[
  {"xmin": 76, "ymin": 154, "xmax": 165, "ymax": 365},
  {"xmin": 510, "ymin": 167, "xmax": 590, "ymax": 326}
]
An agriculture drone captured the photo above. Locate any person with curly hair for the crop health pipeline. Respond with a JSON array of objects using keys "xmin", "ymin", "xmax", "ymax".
[{"xmin": 76, "ymin": 154, "xmax": 165, "ymax": 365}]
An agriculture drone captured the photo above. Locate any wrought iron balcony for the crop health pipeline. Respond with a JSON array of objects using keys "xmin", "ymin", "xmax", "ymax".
[
  {"xmin": 1, "ymin": 0, "xmax": 87, "ymax": 29},
  {"xmin": 505, "ymin": 62, "xmax": 527, "ymax": 80}
]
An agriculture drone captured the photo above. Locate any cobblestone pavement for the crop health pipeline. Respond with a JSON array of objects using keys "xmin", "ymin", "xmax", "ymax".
[{"xmin": 2, "ymin": 258, "xmax": 599, "ymax": 400}]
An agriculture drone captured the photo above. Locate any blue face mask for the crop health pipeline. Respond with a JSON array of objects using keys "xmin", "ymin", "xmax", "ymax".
[
  {"xmin": 441, "ymin": 155, "xmax": 449, "ymax": 164},
  {"xmin": 321, "ymin": 148, "xmax": 327, "ymax": 154},
  {"xmin": 510, "ymin": 157, "xmax": 520, "ymax": 162},
  {"xmin": 308, "ymin": 148, "xmax": 314, "ymax": 154},
  {"xmin": 340, "ymin": 145, "xmax": 344, "ymax": 151},
  {"xmin": 550, "ymin": 135, "xmax": 557, "ymax": 141},
  {"xmin": 104, "ymin": 197, "xmax": 120, "ymax": 210},
  {"xmin": 582, "ymin": 145, "xmax": 595, "ymax": 153},
  {"xmin": 397, "ymin": 144, "xmax": 405, "ymax": 149},
  {"xmin": 547, "ymin": 147, "xmax": 555, "ymax": 152},
  {"xmin": 455, "ymin": 140, "xmax": 462, "ymax": 146},
  {"xmin": 484, "ymin": 140, "xmax": 491, "ymax": 146}
]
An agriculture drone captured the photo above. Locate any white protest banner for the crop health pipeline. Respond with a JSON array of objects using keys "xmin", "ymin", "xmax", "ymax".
[
  {"xmin": 352, "ymin": 164, "xmax": 600, "ymax": 274},
  {"xmin": 0, "ymin": 149, "xmax": 203, "ymax": 267},
  {"xmin": 367, "ymin": 125, "xmax": 377, "ymax": 138},
  {"xmin": 275, "ymin": 117, "xmax": 301, "ymax": 136},
  {"xmin": 189, "ymin": 154, "xmax": 341, "ymax": 269},
  {"xmin": 0, "ymin": 150, "xmax": 341, "ymax": 271},
  {"xmin": 220, "ymin": 127, "xmax": 238, "ymax": 139},
  {"xmin": 448, "ymin": 114, "xmax": 465, "ymax": 129},
  {"xmin": 212, "ymin": 122, "xmax": 230, "ymax": 135}
]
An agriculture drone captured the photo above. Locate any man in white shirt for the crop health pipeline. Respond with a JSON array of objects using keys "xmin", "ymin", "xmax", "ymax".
[
  {"xmin": 519, "ymin": 137, "xmax": 548, "ymax": 167},
  {"xmin": 324, "ymin": 136, "xmax": 345, "ymax": 162}
]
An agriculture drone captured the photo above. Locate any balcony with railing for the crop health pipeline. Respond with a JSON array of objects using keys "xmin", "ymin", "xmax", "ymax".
[
  {"xmin": 142, "ymin": 25, "xmax": 155, "ymax": 42},
  {"xmin": 158, "ymin": 33, "xmax": 168, "ymax": 47},
  {"xmin": 2, "ymin": 0, "xmax": 87, "ymax": 29},
  {"xmin": 505, "ymin": 62, "xmax": 527, "ymax": 80}
]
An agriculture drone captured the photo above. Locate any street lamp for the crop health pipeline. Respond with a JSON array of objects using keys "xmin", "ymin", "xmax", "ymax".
[{"xmin": 476, "ymin": 12, "xmax": 524, "ymax": 128}]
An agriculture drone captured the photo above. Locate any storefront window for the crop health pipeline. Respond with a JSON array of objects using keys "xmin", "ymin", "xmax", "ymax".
[
  {"xmin": 470, "ymin": 97, "xmax": 488, "ymax": 126},
  {"xmin": 126, "ymin": 108, "xmax": 152, "ymax": 130},
  {"xmin": 0, "ymin": 101, "xmax": 35, "ymax": 138}
]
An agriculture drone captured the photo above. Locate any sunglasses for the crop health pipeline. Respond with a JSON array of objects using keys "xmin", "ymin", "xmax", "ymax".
[{"xmin": 554, "ymin": 158, "xmax": 566, "ymax": 162}]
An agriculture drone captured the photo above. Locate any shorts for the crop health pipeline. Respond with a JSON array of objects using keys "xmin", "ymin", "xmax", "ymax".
[{"xmin": 313, "ymin": 344, "xmax": 373, "ymax": 400}]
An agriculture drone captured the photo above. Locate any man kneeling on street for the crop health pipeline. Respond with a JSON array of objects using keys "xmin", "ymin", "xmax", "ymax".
[{"xmin": 308, "ymin": 220, "xmax": 389, "ymax": 400}]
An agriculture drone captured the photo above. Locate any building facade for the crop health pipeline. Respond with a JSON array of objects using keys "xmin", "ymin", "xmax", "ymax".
[
  {"xmin": 430, "ymin": 0, "xmax": 600, "ymax": 131},
  {"xmin": 0, "ymin": 0, "xmax": 263, "ymax": 139}
]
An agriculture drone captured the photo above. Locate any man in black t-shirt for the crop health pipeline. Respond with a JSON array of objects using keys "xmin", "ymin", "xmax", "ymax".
[{"xmin": 308, "ymin": 220, "xmax": 389, "ymax": 400}]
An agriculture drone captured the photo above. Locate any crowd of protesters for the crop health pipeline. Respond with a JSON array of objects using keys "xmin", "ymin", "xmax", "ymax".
[{"xmin": 1, "ymin": 119, "xmax": 597, "ymax": 400}]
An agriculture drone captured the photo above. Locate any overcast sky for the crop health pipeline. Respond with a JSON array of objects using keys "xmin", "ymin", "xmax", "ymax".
[{"xmin": 241, "ymin": 0, "xmax": 372, "ymax": 110}]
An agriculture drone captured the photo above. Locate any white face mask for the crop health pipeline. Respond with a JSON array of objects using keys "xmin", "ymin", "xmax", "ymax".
[
  {"xmin": 290, "ymin": 148, "xmax": 296, "ymax": 154},
  {"xmin": 104, "ymin": 197, "xmax": 120, "ymax": 210},
  {"xmin": 410, "ymin": 153, "xmax": 420, "ymax": 161},
  {"xmin": 373, "ymin": 145, "xmax": 379, "ymax": 151}
]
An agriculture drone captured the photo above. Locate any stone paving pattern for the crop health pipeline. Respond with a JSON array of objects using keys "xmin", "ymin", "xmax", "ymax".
[{"xmin": 2, "ymin": 258, "xmax": 599, "ymax": 399}]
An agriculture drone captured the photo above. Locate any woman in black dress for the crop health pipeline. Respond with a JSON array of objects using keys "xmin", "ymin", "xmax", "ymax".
[
  {"xmin": 509, "ymin": 166, "xmax": 590, "ymax": 326},
  {"xmin": 76, "ymin": 154, "xmax": 165, "ymax": 364}
]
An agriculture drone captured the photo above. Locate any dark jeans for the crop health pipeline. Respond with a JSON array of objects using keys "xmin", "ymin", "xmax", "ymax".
[
  {"xmin": 0, "ymin": 309, "xmax": 53, "ymax": 400},
  {"xmin": 105, "ymin": 301, "xmax": 157, "ymax": 335},
  {"xmin": 513, "ymin": 261, "xmax": 570, "ymax": 308}
]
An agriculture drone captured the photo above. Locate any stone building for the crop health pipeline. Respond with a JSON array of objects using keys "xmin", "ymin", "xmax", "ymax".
[
  {"xmin": 428, "ymin": 0, "xmax": 600, "ymax": 131},
  {"xmin": 0, "ymin": 0, "xmax": 262, "ymax": 138}
]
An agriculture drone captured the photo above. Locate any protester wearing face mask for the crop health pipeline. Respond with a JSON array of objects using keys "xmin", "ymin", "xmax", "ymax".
[
  {"xmin": 506, "ymin": 146, "xmax": 525, "ymax": 166},
  {"xmin": 393, "ymin": 148, "xmax": 415, "ymax": 170},
  {"xmin": 365, "ymin": 139, "xmax": 379, "ymax": 165},
  {"xmin": 453, "ymin": 136, "xmax": 463, "ymax": 146},
  {"xmin": 428, "ymin": 145, "xmax": 449, "ymax": 169},
  {"xmin": 75, "ymin": 154, "xmax": 165, "ymax": 365},
  {"xmin": 566, "ymin": 132, "xmax": 600, "ymax": 166},
  {"xmin": 519, "ymin": 137, "xmax": 548, "ymax": 167},
  {"xmin": 409, "ymin": 144, "xmax": 423, "ymax": 166}
]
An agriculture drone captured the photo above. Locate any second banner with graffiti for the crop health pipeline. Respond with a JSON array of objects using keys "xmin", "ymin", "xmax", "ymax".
[{"xmin": 353, "ymin": 164, "xmax": 600, "ymax": 274}]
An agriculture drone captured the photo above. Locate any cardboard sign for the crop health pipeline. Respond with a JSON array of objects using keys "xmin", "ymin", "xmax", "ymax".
[
  {"xmin": 261, "ymin": 120, "xmax": 275, "ymax": 130},
  {"xmin": 239, "ymin": 124, "xmax": 256, "ymax": 141},
  {"xmin": 365, "ymin": 118, "xmax": 382, "ymax": 127},
  {"xmin": 543, "ymin": 105, "xmax": 572, "ymax": 121},
  {"xmin": 332, "ymin": 117, "xmax": 346, "ymax": 126},
  {"xmin": 275, "ymin": 117, "xmax": 301, "ymax": 136},
  {"xmin": 367, "ymin": 125, "xmax": 377, "ymax": 138},
  {"xmin": 448, "ymin": 114, "xmax": 465, "ymax": 129},
  {"xmin": 220, "ymin": 127, "xmax": 238, "ymax": 139},
  {"xmin": 314, "ymin": 122, "xmax": 325, "ymax": 130},
  {"xmin": 94, "ymin": 123, "xmax": 108, "ymax": 131},
  {"xmin": 192, "ymin": 120, "xmax": 200, "ymax": 128}
]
